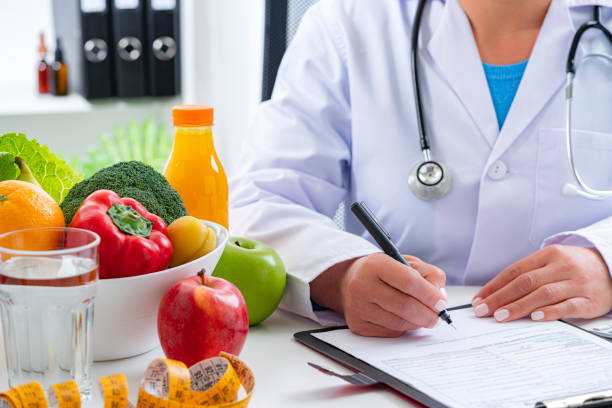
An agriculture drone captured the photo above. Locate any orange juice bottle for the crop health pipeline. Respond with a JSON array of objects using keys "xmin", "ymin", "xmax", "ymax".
[{"xmin": 163, "ymin": 105, "xmax": 228, "ymax": 228}]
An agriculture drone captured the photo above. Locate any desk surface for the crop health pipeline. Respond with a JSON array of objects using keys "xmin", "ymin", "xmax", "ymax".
[{"xmin": 0, "ymin": 286, "xmax": 479, "ymax": 407}]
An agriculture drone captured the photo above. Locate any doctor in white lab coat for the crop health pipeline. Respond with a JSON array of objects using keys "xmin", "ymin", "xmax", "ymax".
[{"xmin": 230, "ymin": 0, "xmax": 612, "ymax": 336}]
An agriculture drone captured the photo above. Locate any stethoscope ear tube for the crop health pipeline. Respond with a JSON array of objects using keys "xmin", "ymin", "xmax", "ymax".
[
  {"xmin": 564, "ymin": 71, "xmax": 612, "ymax": 200},
  {"xmin": 558, "ymin": 6, "xmax": 612, "ymax": 200},
  {"xmin": 563, "ymin": 183, "xmax": 606, "ymax": 200},
  {"xmin": 566, "ymin": 7, "xmax": 612, "ymax": 73}
]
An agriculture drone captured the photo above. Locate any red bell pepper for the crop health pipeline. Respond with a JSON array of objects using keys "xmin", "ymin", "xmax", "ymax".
[{"xmin": 69, "ymin": 189, "xmax": 173, "ymax": 279}]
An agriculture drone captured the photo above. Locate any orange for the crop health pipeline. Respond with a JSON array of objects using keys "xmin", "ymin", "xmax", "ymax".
[{"xmin": 0, "ymin": 180, "xmax": 65, "ymax": 251}]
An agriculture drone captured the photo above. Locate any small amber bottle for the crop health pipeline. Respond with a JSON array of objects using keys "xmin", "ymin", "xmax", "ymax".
[
  {"xmin": 51, "ymin": 38, "xmax": 68, "ymax": 96},
  {"xmin": 37, "ymin": 32, "xmax": 50, "ymax": 94}
]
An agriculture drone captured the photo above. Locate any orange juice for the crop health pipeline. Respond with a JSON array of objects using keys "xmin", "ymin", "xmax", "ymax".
[{"xmin": 163, "ymin": 105, "xmax": 228, "ymax": 228}]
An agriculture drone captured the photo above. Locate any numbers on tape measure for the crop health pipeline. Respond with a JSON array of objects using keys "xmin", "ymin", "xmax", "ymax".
[
  {"xmin": 99, "ymin": 374, "xmax": 131, "ymax": 408},
  {"xmin": 49, "ymin": 381, "xmax": 81, "ymax": 408},
  {"xmin": 0, "ymin": 354, "xmax": 255, "ymax": 408}
]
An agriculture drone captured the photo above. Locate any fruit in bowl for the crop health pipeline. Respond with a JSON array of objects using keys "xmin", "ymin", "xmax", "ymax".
[
  {"xmin": 157, "ymin": 272, "xmax": 249, "ymax": 367},
  {"xmin": 167, "ymin": 215, "xmax": 217, "ymax": 268},
  {"xmin": 92, "ymin": 220, "xmax": 228, "ymax": 361}
]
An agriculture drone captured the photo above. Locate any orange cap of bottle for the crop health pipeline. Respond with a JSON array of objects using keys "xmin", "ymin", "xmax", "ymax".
[{"xmin": 172, "ymin": 105, "xmax": 214, "ymax": 126}]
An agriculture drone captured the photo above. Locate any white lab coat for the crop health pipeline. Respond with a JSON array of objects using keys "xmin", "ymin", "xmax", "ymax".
[{"xmin": 229, "ymin": 0, "xmax": 612, "ymax": 324}]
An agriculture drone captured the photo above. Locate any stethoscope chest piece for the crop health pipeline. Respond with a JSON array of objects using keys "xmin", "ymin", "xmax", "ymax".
[{"xmin": 408, "ymin": 160, "xmax": 452, "ymax": 201}]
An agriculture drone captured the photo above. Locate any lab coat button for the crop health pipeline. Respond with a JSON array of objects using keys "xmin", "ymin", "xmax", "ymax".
[{"xmin": 488, "ymin": 160, "xmax": 507, "ymax": 180}]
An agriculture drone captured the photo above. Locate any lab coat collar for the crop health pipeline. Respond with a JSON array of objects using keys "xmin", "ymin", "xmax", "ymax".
[
  {"xmin": 426, "ymin": 0, "xmax": 577, "ymax": 161},
  {"xmin": 426, "ymin": 0, "xmax": 499, "ymax": 148},
  {"xmin": 491, "ymin": 0, "xmax": 576, "ymax": 163}
]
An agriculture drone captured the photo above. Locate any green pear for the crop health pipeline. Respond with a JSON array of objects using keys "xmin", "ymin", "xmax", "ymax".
[
  {"xmin": 0, "ymin": 153, "xmax": 41, "ymax": 187},
  {"xmin": 14, "ymin": 157, "xmax": 41, "ymax": 186}
]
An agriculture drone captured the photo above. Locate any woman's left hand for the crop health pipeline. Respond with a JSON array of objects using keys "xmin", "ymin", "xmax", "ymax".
[{"xmin": 472, "ymin": 245, "xmax": 612, "ymax": 322}]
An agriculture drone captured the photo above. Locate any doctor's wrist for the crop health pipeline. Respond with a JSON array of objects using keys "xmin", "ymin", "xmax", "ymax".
[{"xmin": 309, "ymin": 256, "xmax": 363, "ymax": 315}]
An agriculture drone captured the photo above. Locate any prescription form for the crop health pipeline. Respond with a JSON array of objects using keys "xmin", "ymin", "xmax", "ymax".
[{"xmin": 313, "ymin": 308, "xmax": 612, "ymax": 408}]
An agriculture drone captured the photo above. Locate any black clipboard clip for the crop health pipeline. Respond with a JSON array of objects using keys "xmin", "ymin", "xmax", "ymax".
[{"xmin": 535, "ymin": 389, "xmax": 612, "ymax": 407}]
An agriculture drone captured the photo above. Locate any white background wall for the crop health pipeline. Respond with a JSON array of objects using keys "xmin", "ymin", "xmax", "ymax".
[{"xmin": 0, "ymin": 0, "xmax": 264, "ymax": 175}]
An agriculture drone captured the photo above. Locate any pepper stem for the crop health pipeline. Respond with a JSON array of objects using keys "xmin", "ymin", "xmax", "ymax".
[
  {"xmin": 107, "ymin": 204, "xmax": 153, "ymax": 238},
  {"xmin": 0, "ymin": 194, "xmax": 6, "ymax": 202}
]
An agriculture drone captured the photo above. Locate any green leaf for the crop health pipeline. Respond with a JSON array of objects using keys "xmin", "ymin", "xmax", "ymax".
[
  {"xmin": 0, "ymin": 133, "xmax": 84, "ymax": 203},
  {"xmin": 0, "ymin": 152, "xmax": 19, "ymax": 181}
]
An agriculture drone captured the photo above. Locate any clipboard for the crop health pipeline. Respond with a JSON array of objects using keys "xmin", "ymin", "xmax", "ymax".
[
  {"xmin": 294, "ymin": 304, "xmax": 472, "ymax": 408},
  {"xmin": 294, "ymin": 325, "xmax": 442, "ymax": 407},
  {"xmin": 294, "ymin": 304, "xmax": 612, "ymax": 408}
]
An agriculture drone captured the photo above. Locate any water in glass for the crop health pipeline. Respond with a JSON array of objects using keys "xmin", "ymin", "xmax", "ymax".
[{"xmin": 0, "ymin": 255, "xmax": 97, "ymax": 394}]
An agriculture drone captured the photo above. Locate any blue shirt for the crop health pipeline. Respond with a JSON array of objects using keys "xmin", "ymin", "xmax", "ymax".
[{"xmin": 482, "ymin": 60, "xmax": 528, "ymax": 129}]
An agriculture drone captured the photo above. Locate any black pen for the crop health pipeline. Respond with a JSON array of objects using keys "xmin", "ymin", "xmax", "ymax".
[{"xmin": 350, "ymin": 201, "xmax": 455, "ymax": 329}]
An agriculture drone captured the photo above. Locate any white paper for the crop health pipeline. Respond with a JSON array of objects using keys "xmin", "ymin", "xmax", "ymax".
[{"xmin": 313, "ymin": 308, "xmax": 612, "ymax": 408}]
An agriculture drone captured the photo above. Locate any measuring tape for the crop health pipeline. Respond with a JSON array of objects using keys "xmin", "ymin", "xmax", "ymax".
[{"xmin": 0, "ymin": 352, "xmax": 254, "ymax": 408}]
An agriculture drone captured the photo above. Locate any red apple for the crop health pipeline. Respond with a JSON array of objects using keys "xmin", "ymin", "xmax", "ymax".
[{"xmin": 157, "ymin": 271, "xmax": 249, "ymax": 367}]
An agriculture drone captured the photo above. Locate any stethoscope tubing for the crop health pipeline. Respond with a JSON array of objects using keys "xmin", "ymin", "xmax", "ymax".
[
  {"xmin": 410, "ymin": 0, "xmax": 430, "ymax": 154},
  {"xmin": 566, "ymin": 7, "xmax": 612, "ymax": 74},
  {"xmin": 410, "ymin": 2, "xmax": 612, "ymax": 201},
  {"xmin": 408, "ymin": 0, "xmax": 453, "ymax": 201},
  {"xmin": 564, "ymin": 6, "xmax": 612, "ymax": 200}
]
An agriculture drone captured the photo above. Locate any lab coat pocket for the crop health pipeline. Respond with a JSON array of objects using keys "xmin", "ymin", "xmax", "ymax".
[{"xmin": 529, "ymin": 128, "xmax": 612, "ymax": 247}]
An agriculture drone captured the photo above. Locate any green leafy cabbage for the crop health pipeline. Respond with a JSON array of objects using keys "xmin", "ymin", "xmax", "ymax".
[{"xmin": 0, "ymin": 133, "xmax": 84, "ymax": 203}]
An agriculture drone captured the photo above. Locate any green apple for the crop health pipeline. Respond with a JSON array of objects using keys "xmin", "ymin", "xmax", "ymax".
[{"xmin": 212, "ymin": 237, "xmax": 286, "ymax": 326}]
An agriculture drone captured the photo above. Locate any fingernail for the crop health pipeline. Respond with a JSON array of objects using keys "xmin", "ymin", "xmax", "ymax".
[
  {"xmin": 494, "ymin": 309, "xmax": 510, "ymax": 322},
  {"xmin": 474, "ymin": 303, "xmax": 489, "ymax": 317},
  {"xmin": 433, "ymin": 319, "xmax": 441, "ymax": 328},
  {"xmin": 434, "ymin": 299, "xmax": 447, "ymax": 312},
  {"xmin": 472, "ymin": 297, "xmax": 482, "ymax": 306},
  {"xmin": 440, "ymin": 287, "xmax": 447, "ymax": 298},
  {"xmin": 531, "ymin": 311, "xmax": 545, "ymax": 321}
]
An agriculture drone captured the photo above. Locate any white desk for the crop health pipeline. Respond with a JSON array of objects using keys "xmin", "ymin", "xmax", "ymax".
[
  {"xmin": 90, "ymin": 286, "xmax": 479, "ymax": 407},
  {"xmin": 0, "ymin": 286, "xmax": 479, "ymax": 407}
]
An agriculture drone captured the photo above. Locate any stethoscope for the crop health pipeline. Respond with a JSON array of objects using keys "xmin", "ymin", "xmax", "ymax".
[
  {"xmin": 408, "ymin": 0, "xmax": 612, "ymax": 201},
  {"xmin": 563, "ymin": 5, "xmax": 612, "ymax": 200}
]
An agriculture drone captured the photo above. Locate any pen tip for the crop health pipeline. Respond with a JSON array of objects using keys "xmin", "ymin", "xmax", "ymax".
[{"xmin": 451, "ymin": 323, "xmax": 457, "ymax": 330}]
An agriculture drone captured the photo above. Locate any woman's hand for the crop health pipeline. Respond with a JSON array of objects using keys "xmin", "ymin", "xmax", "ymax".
[
  {"xmin": 311, "ymin": 253, "xmax": 448, "ymax": 337},
  {"xmin": 472, "ymin": 245, "xmax": 612, "ymax": 322}
]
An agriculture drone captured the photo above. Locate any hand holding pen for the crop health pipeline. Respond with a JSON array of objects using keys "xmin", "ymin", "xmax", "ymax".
[{"xmin": 350, "ymin": 201, "xmax": 455, "ymax": 330}]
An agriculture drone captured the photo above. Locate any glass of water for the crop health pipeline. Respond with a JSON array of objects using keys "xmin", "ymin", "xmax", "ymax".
[{"xmin": 0, "ymin": 227, "xmax": 100, "ymax": 396}]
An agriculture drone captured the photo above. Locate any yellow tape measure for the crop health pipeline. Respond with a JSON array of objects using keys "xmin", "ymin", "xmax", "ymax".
[{"xmin": 0, "ymin": 353, "xmax": 254, "ymax": 408}]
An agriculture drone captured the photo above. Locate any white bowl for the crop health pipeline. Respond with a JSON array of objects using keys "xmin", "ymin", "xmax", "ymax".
[{"xmin": 93, "ymin": 220, "xmax": 228, "ymax": 361}]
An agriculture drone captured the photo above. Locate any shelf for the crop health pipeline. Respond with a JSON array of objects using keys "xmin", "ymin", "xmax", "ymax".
[
  {"xmin": 0, "ymin": 92, "xmax": 90, "ymax": 116},
  {"xmin": 0, "ymin": 85, "xmax": 181, "ymax": 117}
]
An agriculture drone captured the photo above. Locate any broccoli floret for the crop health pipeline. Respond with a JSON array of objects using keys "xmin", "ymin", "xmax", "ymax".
[{"xmin": 61, "ymin": 161, "xmax": 188, "ymax": 226}]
